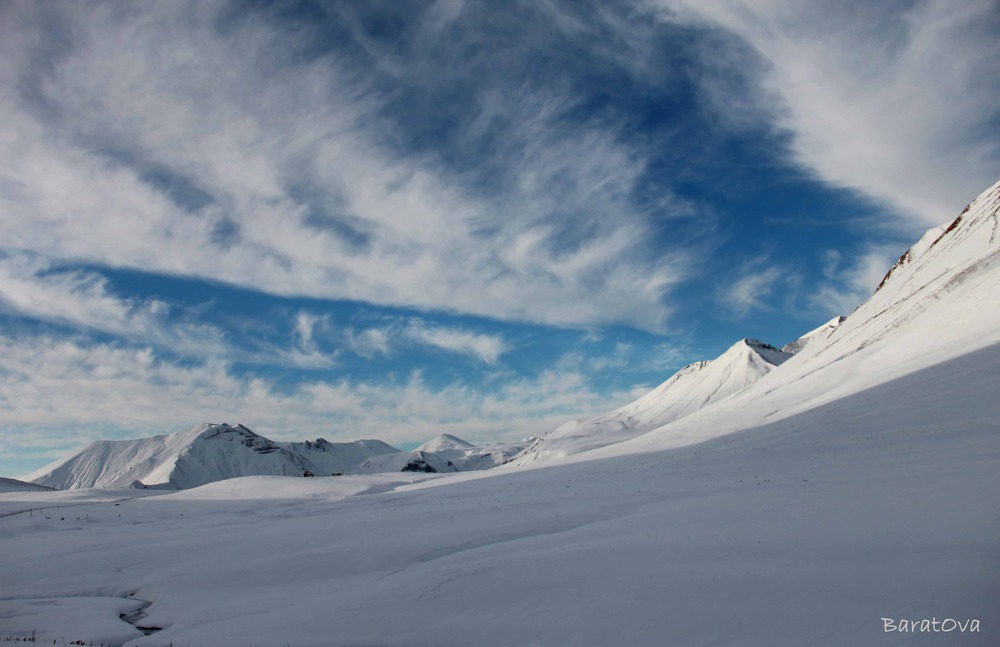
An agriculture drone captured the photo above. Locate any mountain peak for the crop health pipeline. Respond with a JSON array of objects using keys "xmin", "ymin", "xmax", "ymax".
[
  {"xmin": 511, "ymin": 336, "xmax": 790, "ymax": 466},
  {"xmin": 720, "ymin": 338, "xmax": 791, "ymax": 368},
  {"xmin": 877, "ymin": 178, "xmax": 1000, "ymax": 293},
  {"xmin": 416, "ymin": 434, "xmax": 477, "ymax": 453},
  {"xmin": 27, "ymin": 423, "xmax": 398, "ymax": 489}
]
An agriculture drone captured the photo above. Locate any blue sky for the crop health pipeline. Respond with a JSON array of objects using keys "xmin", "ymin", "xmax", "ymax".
[{"xmin": 1, "ymin": 0, "xmax": 999, "ymax": 476}]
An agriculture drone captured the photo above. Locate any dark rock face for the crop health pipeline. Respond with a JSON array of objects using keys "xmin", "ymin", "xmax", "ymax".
[{"xmin": 401, "ymin": 458, "xmax": 437, "ymax": 473}]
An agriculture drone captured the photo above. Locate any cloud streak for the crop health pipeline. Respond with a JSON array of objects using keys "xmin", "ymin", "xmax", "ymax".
[
  {"xmin": 403, "ymin": 321, "xmax": 509, "ymax": 364},
  {"xmin": 0, "ymin": 253, "xmax": 229, "ymax": 357},
  {"xmin": 343, "ymin": 318, "xmax": 509, "ymax": 364},
  {"xmin": 657, "ymin": 0, "xmax": 1000, "ymax": 230}
]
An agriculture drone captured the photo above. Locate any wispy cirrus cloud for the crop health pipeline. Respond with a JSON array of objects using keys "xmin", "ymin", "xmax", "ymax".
[
  {"xmin": 0, "ymin": 253, "xmax": 339, "ymax": 369},
  {"xmin": 0, "ymin": 1, "xmax": 696, "ymax": 332},
  {"xmin": 654, "ymin": 0, "xmax": 1000, "ymax": 230},
  {"xmin": 284, "ymin": 310, "xmax": 338, "ymax": 369},
  {"xmin": 402, "ymin": 320, "xmax": 509, "ymax": 364},
  {"xmin": 720, "ymin": 260, "xmax": 785, "ymax": 316},
  {"xmin": 344, "ymin": 318, "xmax": 509, "ymax": 364},
  {"xmin": 0, "ymin": 252, "xmax": 229, "ymax": 357}
]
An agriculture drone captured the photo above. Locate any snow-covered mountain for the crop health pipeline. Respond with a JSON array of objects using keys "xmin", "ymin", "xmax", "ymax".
[
  {"xmin": 590, "ymin": 177, "xmax": 1000, "ymax": 459},
  {"xmin": 353, "ymin": 450, "xmax": 459, "ymax": 474},
  {"xmin": 781, "ymin": 315, "xmax": 845, "ymax": 354},
  {"xmin": 414, "ymin": 434, "xmax": 529, "ymax": 471},
  {"xmin": 415, "ymin": 434, "xmax": 477, "ymax": 453},
  {"xmin": 351, "ymin": 434, "xmax": 529, "ymax": 474},
  {"xmin": 25, "ymin": 424, "xmax": 524, "ymax": 488},
  {"xmin": 512, "ymin": 178, "xmax": 1000, "ymax": 467},
  {"xmin": 281, "ymin": 438, "xmax": 401, "ymax": 476},
  {"xmin": 512, "ymin": 338, "xmax": 791, "ymax": 465},
  {"xmin": 26, "ymin": 424, "xmax": 400, "ymax": 490}
]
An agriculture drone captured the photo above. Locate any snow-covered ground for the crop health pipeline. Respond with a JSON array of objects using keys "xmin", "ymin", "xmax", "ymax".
[
  {"xmin": 1, "ymin": 342, "xmax": 997, "ymax": 645},
  {"xmin": 0, "ymin": 478, "xmax": 54, "ymax": 494},
  {"xmin": 2, "ymin": 179, "xmax": 998, "ymax": 645}
]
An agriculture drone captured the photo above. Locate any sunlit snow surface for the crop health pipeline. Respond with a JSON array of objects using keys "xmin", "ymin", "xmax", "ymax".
[
  {"xmin": 1, "ymin": 350, "xmax": 998, "ymax": 645},
  {"xmin": 2, "ymin": 180, "xmax": 999, "ymax": 645}
]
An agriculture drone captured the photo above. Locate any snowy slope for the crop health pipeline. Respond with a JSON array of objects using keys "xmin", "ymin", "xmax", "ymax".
[
  {"xmin": 594, "ymin": 177, "xmax": 1000, "ymax": 459},
  {"xmin": 27, "ymin": 424, "xmax": 402, "ymax": 489},
  {"xmin": 415, "ymin": 433, "xmax": 477, "ymax": 453},
  {"xmin": 1, "ymin": 340, "xmax": 997, "ymax": 645},
  {"xmin": 0, "ymin": 477, "xmax": 56, "ymax": 493},
  {"xmin": 512, "ymin": 338, "xmax": 790, "ymax": 465},
  {"xmin": 352, "ymin": 435, "xmax": 529, "ymax": 474},
  {"xmin": 280, "ymin": 438, "xmax": 400, "ymax": 475},
  {"xmin": 353, "ymin": 450, "xmax": 459, "ymax": 474},
  {"xmin": 781, "ymin": 315, "xmax": 845, "ymax": 354},
  {"xmin": 414, "ymin": 434, "xmax": 529, "ymax": 470},
  {"xmin": 25, "ymin": 423, "xmax": 310, "ymax": 490}
]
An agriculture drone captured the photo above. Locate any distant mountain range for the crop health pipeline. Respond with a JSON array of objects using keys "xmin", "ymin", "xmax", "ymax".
[
  {"xmin": 25, "ymin": 422, "xmax": 531, "ymax": 490},
  {"xmin": 25, "ymin": 424, "xmax": 400, "ymax": 489}
]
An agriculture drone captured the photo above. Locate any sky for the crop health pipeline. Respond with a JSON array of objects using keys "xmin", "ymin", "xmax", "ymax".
[{"xmin": 1, "ymin": 0, "xmax": 999, "ymax": 477}]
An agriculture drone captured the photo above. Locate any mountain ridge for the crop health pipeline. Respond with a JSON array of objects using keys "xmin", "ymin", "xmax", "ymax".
[
  {"xmin": 510, "ymin": 337, "xmax": 792, "ymax": 465},
  {"xmin": 26, "ymin": 423, "xmax": 402, "ymax": 489}
]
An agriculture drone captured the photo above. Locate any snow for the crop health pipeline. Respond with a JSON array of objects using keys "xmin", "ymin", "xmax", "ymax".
[
  {"xmin": 576, "ymin": 177, "xmax": 1000, "ymax": 462},
  {"xmin": 0, "ymin": 596, "xmax": 151, "ymax": 645},
  {"xmin": 151, "ymin": 472, "xmax": 445, "ymax": 502},
  {"xmin": 279, "ymin": 437, "xmax": 401, "ymax": 475},
  {"xmin": 1, "ymin": 178, "xmax": 998, "ymax": 645},
  {"xmin": 1, "ymin": 343, "xmax": 997, "ymax": 644},
  {"xmin": 353, "ymin": 449, "xmax": 459, "ymax": 474},
  {"xmin": 781, "ymin": 315, "xmax": 845, "ymax": 354},
  {"xmin": 512, "ymin": 338, "xmax": 790, "ymax": 465},
  {"xmin": 0, "ymin": 477, "xmax": 54, "ymax": 494},
  {"xmin": 412, "ymin": 434, "xmax": 529, "ymax": 471},
  {"xmin": 414, "ymin": 433, "xmax": 478, "ymax": 453},
  {"xmin": 25, "ymin": 424, "xmax": 400, "ymax": 489}
]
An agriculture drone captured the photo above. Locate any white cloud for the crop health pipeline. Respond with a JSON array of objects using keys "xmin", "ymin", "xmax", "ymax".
[
  {"xmin": 656, "ymin": 0, "xmax": 1000, "ymax": 230},
  {"xmin": 0, "ymin": 253, "xmax": 339, "ymax": 369},
  {"xmin": 293, "ymin": 312, "xmax": 320, "ymax": 351},
  {"xmin": 0, "ymin": 252, "xmax": 228, "ymax": 357},
  {"xmin": 403, "ymin": 321, "xmax": 509, "ymax": 364},
  {"xmin": 284, "ymin": 311, "xmax": 337, "ymax": 369},
  {"xmin": 0, "ymin": 2, "xmax": 693, "ymax": 332},
  {"xmin": 721, "ymin": 264, "xmax": 784, "ymax": 316},
  {"xmin": 344, "ymin": 327, "xmax": 393, "ymax": 359},
  {"xmin": 0, "ymin": 333, "xmax": 638, "ymax": 467},
  {"xmin": 343, "ymin": 319, "xmax": 509, "ymax": 364}
]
